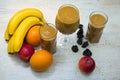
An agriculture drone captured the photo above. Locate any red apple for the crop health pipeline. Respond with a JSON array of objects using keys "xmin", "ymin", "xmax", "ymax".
[
  {"xmin": 78, "ymin": 56, "xmax": 95, "ymax": 74},
  {"xmin": 18, "ymin": 44, "xmax": 35, "ymax": 62}
]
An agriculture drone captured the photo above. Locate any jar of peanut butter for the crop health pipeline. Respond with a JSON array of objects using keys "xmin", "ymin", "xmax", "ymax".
[{"xmin": 40, "ymin": 23, "xmax": 57, "ymax": 54}]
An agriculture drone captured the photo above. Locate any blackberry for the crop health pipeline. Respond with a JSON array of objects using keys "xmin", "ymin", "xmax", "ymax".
[
  {"xmin": 71, "ymin": 45, "xmax": 79, "ymax": 53},
  {"xmin": 77, "ymin": 34, "xmax": 84, "ymax": 39},
  {"xmin": 77, "ymin": 29, "xmax": 83, "ymax": 35},
  {"xmin": 83, "ymin": 49, "xmax": 92, "ymax": 56},
  {"xmin": 79, "ymin": 24, "xmax": 83, "ymax": 29},
  {"xmin": 82, "ymin": 41, "xmax": 89, "ymax": 48},
  {"xmin": 77, "ymin": 38, "xmax": 83, "ymax": 45}
]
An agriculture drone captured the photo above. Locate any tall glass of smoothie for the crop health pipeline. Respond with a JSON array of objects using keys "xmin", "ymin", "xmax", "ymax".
[
  {"xmin": 86, "ymin": 11, "xmax": 108, "ymax": 43},
  {"xmin": 40, "ymin": 23, "xmax": 57, "ymax": 54},
  {"xmin": 55, "ymin": 4, "xmax": 80, "ymax": 46}
]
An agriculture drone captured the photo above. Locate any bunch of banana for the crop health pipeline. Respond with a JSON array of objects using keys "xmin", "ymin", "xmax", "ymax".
[{"xmin": 4, "ymin": 8, "xmax": 46, "ymax": 54}]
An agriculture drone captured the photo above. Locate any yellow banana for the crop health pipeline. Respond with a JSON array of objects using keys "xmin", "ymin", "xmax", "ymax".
[
  {"xmin": 8, "ymin": 8, "xmax": 46, "ymax": 35},
  {"xmin": 4, "ymin": 8, "xmax": 46, "ymax": 40},
  {"xmin": 4, "ymin": 28, "xmax": 11, "ymax": 41},
  {"xmin": 13, "ymin": 16, "xmax": 44, "ymax": 52},
  {"xmin": 7, "ymin": 35, "xmax": 14, "ymax": 53}
]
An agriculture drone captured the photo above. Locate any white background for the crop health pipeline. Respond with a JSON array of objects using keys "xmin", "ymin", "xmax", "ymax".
[{"xmin": 0, "ymin": 0, "xmax": 120, "ymax": 80}]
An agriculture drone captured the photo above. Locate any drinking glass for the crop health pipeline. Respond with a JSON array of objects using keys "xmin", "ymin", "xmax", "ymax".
[
  {"xmin": 40, "ymin": 23, "xmax": 57, "ymax": 54},
  {"xmin": 55, "ymin": 4, "xmax": 80, "ymax": 46},
  {"xmin": 86, "ymin": 11, "xmax": 108, "ymax": 43}
]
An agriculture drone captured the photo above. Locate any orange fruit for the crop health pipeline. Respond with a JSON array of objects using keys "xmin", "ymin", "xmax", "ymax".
[
  {"xmin": 25, "ymin": 25, "xmax": 41, "ymax": 46},
  {"xmin": 29, "ymin": 50, "xmax": 53, "ymax": 71}
]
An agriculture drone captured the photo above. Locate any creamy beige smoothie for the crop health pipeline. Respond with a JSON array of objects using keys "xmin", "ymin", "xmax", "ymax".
[
  {"xmin": 55, "ymin": 5, "xmax": 80, "ymax": 34},
  {"xmin": 40, "ymin": 24, "xmax": 57, "ymax": 53},
  {"xmin": 90, "ymin": 14, "xmax": 107, "ymax": 27},
  {"xmin": 86, "ymin": 12, "xmax": 108, "ymax": 43}
]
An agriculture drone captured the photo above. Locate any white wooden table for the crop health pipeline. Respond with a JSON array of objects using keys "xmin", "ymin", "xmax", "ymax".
[{"xmin": 0, "ymin": 0, "xmax": 120, "ymax": 80}]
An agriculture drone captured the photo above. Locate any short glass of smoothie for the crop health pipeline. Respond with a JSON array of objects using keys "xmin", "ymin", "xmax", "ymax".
[
  {"xmin": 40, "ymin": 23, "xmax": 57, "ymax": 54},
  {"xmin": 55, "ymin": 4, "xmax": 80, "ymax": 46},
  {"xmin": 86, "ymin": 11, "xmax": 108, "ymax": 43}
]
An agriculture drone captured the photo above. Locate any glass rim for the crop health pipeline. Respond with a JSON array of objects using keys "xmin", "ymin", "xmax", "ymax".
[
  {"xmin": 45, "ymin": 23, "xmax": 58, "ymax": 32},
  {"xmin": 40, "ymin": 23, "xmax": 57, "ymax": 40},
  {"xmin": 58, "ymin": 4, "xmax": 79, "ymax": 14},
  {"xmin": 89, "ymin": 11, "xmax": 108, "ymax": 26},
  {"xmin": 57, "ymin": 4, "xmax": 80, "ymax": 24}
]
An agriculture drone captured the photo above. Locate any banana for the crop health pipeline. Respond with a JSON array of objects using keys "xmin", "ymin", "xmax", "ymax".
[
  {"xmin": 7, "ymin": 35, "xmax": 14, "ymax": 53},
  {"xmin": 4, "ymin": 28, "xmax": 11, "ymax": 41},
  {"xmin": 4, "ymin": 8, "xmax": 46, "ymax": 40},
  {"xmin": 13, "ymin": 16, "xmax": 44, "ymax": 52}
]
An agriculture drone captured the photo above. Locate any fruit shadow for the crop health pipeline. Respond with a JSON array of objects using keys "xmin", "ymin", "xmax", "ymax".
[
  {"xmin": 78, "ymin": 67, "xmax": 96, "ymax": 77},
  {"xmin": 8, "ymin": 53, "xmax": 29, "ymax": 67},
  {"xmin": 30, "ymin": 64, "xmax": 56, "ymax": 79}
]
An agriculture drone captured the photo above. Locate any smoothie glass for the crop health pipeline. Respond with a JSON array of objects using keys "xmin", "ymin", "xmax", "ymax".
[
  {"xmin": 55, "ymin": 4, "xmax": 80, "ymax": 46},
  {"xmin": 40, "ymin": 23, "xmax": 57, "ymax": 54},
  {"xmin": 86, "ymin": 11, "xmax": 108, "ymax": 43}
]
